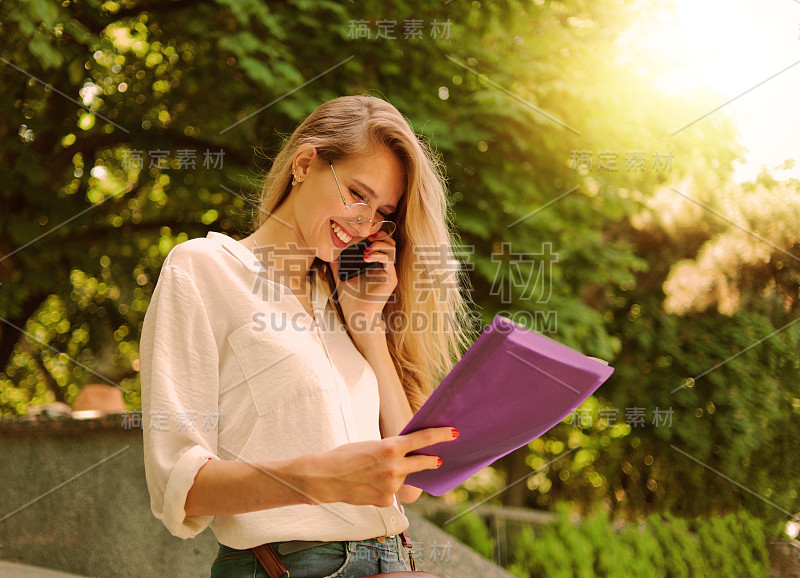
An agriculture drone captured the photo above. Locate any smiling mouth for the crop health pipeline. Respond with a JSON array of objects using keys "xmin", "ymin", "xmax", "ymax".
[{"xmin": 330, "ymin": 220, "xmax": 355, "ymax": 245}]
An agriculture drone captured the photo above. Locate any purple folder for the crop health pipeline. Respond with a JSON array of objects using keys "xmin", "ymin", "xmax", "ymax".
[{"xmin": 399, "ymin": 315, "xmax": 614, "ymax": 496}]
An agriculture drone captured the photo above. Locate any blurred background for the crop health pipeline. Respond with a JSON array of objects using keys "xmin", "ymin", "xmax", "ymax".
[{"xmin": 1, "ymin": 0, "xmax": 799, "ymax": 576}]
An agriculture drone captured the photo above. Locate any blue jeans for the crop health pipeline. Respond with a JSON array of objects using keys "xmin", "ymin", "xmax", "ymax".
[{"xmin": 210, "ymin": 535, "xmax": 412, "ymax": 577}]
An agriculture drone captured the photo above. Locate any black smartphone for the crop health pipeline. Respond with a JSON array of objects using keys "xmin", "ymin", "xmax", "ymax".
[{"xmin": 336, "ymin": 238, "xmax": 381, "ymax": 282}]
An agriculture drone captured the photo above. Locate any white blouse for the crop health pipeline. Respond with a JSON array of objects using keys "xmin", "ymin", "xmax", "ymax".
[{"xmin": 140, "ymin": 231, "xmax": 408, "ymax": 549}]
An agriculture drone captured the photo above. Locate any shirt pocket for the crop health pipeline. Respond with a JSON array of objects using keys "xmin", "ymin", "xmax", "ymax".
[{"xmin": 226, "ymin": 321, "xmax": 335, "ymax": 416}]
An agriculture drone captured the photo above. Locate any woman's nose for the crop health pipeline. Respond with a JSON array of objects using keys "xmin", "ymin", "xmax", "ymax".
[{"xmin": 353, "ymin": 219, "xmax": 375, "ymax": 238}]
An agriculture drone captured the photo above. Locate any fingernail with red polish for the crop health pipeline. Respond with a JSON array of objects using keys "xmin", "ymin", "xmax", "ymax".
[
  {"xmin": 436, "ymin": 458, "xmax": 442, "ymax": 468},
  {"xmin": 451, "ymin": 428, "xmax": 460, "ymax": 438}
]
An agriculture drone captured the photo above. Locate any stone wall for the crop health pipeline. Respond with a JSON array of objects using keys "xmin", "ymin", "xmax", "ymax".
[{"xmin": 0, "ymin": 414, "xmax": 513, "ymax": 577}]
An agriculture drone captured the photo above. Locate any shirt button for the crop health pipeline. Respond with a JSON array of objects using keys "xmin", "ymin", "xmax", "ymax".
[{"xmin": 390, "ymin": 516, "xmax": 397, "ymax": 523}]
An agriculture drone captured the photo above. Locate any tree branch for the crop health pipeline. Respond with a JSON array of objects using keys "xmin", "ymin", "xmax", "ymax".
[
  {"xmin": 0, "ymin": 292, "xmax": 49, "ymax": 381},
  {"xmin": 18, "ymin": 336, "xmax": 66, "ymax": 404}
]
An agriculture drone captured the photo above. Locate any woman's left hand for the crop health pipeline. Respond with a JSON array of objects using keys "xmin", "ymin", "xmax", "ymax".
[{"xmin": 329, "ymin": 232, "xmax": 397, "ymax": 334}]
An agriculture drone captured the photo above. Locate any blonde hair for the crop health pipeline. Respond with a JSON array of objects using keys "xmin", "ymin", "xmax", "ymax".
[{"xmin": 247, "ymin": 95, "xmax": 479, "ymax": 413}]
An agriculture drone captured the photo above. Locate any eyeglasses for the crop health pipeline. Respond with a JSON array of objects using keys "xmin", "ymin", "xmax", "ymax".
[{"xmin": 328, "ymin": 161, "xmax": 396, "ymax": 237}]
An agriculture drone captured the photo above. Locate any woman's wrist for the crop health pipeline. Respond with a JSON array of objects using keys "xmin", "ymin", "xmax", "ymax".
[{"xmin": 287, "ymin": 452, "xmax": 332, "ymax": 506}]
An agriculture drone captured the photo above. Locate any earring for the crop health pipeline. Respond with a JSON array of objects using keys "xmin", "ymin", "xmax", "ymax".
[{"xmin": 291, "ymin": 170, "xmax": 297, "ymax": 187}]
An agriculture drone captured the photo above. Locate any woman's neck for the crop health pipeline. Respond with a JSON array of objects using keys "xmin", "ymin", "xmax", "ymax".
[{"xmin": 245, "ymin": 202, "xmax": 316, "ymax": 294}]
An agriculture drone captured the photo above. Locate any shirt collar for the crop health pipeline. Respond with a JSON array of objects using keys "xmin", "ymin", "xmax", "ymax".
[
  {"xmin": 207, "ymin": 231, "xmax": 262, "ymax": 273},
  {"xmin": 206, "ymin": 231, "xmax": 330, "ymax": 312}
]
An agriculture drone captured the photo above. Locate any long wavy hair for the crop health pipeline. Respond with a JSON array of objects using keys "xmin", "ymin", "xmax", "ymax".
[{"xmin": 246, "ymin": 95, "xmax": 479, "ymax": 413}]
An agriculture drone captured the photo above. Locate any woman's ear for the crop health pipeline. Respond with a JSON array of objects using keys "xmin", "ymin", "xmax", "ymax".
[{"xmin": 292, "ymin": 145, "xmax": 318, "ymax": 181}]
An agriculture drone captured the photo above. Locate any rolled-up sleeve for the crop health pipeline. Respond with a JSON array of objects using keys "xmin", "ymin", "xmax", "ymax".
[{"xmin": 140, "ymin": 263, "xmax": 221, "ymax": 539}]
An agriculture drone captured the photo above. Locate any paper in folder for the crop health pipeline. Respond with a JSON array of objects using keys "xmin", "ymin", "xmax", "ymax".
[{"xmin": 399, "ymin": 315, "xmax": 615, "ymax": 496}]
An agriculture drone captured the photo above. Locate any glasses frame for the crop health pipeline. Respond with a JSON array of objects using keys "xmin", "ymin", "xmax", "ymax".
[{"xmin": 328, "ymin": 161, "xmax": 396, "ymax": 237}]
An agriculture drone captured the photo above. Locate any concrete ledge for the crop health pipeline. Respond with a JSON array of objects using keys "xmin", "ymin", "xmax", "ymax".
[
  {"xmin": 0, "ymin": 413, "xmax": 130, "ymax": 434},
  {"xmin": 403, "ymin": 509, "xmax": 515, "ymax": 577},
  {"xmin": 0, "ymin": 560, "xmax": 87, "ymax": 577},
  {"xmin": 0, "ymin": 414, "xmax": 512, "ymax": 577}
]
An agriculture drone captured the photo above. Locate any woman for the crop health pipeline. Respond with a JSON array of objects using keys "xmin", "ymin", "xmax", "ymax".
[{"xmin": 140, "ymin": 95, "xmax": 477, "ymax": 577}]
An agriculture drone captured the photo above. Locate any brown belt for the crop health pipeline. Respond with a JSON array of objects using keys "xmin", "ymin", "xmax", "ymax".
[
  {"xmin": 252, "ymin": 528, "xmax": 417, "ymax": 577},
  {"xmin": 274, "ymin": 533, "xmax": 396, "ymax": 555}
]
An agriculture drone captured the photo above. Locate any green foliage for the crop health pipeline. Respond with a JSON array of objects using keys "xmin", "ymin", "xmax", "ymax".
[
  {"xmin": 507, "ymin": 505, "xmax": 769, "ymax": 578},
  {"xmin": 0, "ymin": 0, "xmax": 667, "ymax": 412},
  {"xmin": 594, "ymin": 185, "xmax": 800, "ymax": 527},
  {"xmin": 440, "ymin": 507, "xmax": 495, "ymax": 560},
  {"xmin": 495, "ymin": 178, "xmax": 800, "ymax": 529},
  {"xmin": 508, "ymin": 524, "xmax": 572, "ymax": 578}
]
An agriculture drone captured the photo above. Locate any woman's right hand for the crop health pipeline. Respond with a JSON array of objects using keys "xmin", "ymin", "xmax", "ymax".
[{"xmin": 299, "ymin": 426, "xmax": 458, "ymax": 508}]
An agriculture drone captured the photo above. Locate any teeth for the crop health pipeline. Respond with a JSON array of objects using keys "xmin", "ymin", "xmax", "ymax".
[{"xmin": 330, "ymin": 221, "xmax": 352, "ymax": 243}]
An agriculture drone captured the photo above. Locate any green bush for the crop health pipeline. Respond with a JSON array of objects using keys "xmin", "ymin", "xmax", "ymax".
[
  {"xmin": 644, "ymin": 513, "xmax": 692, "ymax": 577},
  {"xmin": 508, "ymin": 524, "xmax": 573, "ymax": 578},
  {"xmin": 662, "ymin": 513, "xmax": 712, "ymax": 577},
  {"xmin": 619, "ymin": 521, "xmax": 666, "ymax": 576},
  {"xmin": 440, "ymin": 507, "xmax": 495, "ymax": 560},
  {"xmin": 505, "ymin": 506, "xmax": 769, "ymax": 577},
  {"xmin": 738, "ymin": 510, "xmax": 770, "ymax": 572}
]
